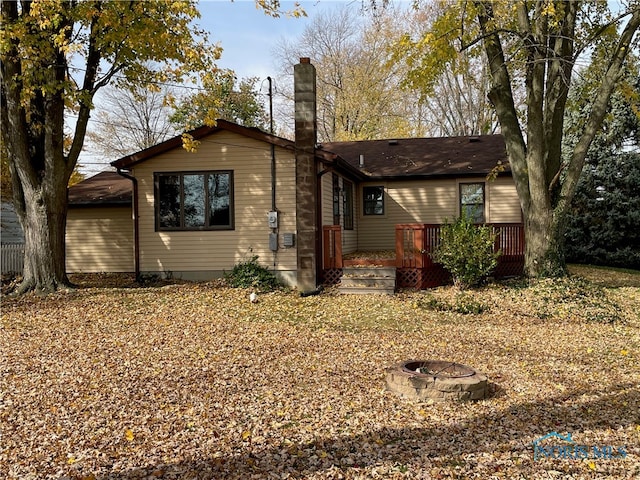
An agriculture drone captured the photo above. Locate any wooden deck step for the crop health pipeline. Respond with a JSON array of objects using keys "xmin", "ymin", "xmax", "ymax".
[{"xmin": 338, "ymin": 266, "xmax": 396, "ymax": 295}]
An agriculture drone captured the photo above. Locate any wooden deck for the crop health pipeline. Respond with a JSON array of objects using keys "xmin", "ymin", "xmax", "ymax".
[{"xmin": 322, "ymin": 223, "xmax": 525, "ymax": 289}]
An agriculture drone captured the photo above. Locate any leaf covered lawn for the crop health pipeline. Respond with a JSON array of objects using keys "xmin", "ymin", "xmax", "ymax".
[{"xmin": 1, "ymin": 269, "xmax": 639, "ymax": 479}]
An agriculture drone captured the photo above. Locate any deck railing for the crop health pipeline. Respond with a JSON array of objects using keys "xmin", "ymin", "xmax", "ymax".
[
  {"xmin": 321, "ymin": 225, "xmax": 343, "ymax": 285},
  {"xmin": 1, "ymin": 243, "xmax": 24, "ymax": 275},
  {"xmin": 395, "ymin": 224, "xmax": 448, "ymax": 287},
  {"xmin": 322, "ymin": 225, "xmax": 343, "ymax": 269},
  {"xmin": 395, "ymin": 223, "xmax": 525, "ymax": 287}
]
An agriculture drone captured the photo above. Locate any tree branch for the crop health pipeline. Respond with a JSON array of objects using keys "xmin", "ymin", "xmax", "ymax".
[
  {"xmin": 67, "ymin": 7, "xmax": 103, "ymax": 165},
  {"xmin": 474, "ymin": 1, "xmax": 529, "ymax": 206},
  {"xmin": 558, "ymin": 6, "xmax": 640, "ymax": 216}
]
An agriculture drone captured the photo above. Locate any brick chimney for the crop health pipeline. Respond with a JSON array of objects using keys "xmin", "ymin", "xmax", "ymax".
[{"xmin": 294, "ymin": 57, "xmax": 318, "ymax": 292}]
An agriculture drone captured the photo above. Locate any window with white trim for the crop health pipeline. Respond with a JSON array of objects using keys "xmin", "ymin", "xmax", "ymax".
[{"xmin": 460, "ymin": 182, "xmax": 485, "ymax": 223}]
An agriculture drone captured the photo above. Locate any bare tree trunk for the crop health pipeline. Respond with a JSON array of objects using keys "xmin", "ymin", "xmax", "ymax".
[
  {"xmin": 17, "ymin": 181, "xmax": 71, "ymax": 294},
  {"xmin": 523, "ymin": 200, "xmax": 567, "ymax": 278}
]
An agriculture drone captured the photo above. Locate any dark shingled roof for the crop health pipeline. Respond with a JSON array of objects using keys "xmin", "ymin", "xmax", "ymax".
[
  {"xmin": 320, "ymin": 134, "xmax": 509, "ymax": 179},
  {"xmin": 68, "ymin": 171, "xmax": 132, "ymax": 206},
  {"xmin": 75, "ymin": 130, "xmax": 510, "ymax": 206}
]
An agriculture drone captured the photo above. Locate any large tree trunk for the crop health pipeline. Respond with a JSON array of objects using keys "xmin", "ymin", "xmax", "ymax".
[
  {"xmin": 15, "ymin": 178, "xmax": 71, "ymax": 294},
  {"xmin": 1, "ymin": 0, "xmax": 78, "ymax": 294},
  {"xmin": 523, "ymin": 200, "xmax": 567, "ymax": 278}
]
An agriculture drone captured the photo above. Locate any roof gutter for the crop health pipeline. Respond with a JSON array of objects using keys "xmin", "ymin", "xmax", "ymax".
[{"xmin": 115, "ymin": 168, "xmax": 140, "ymax": 280}]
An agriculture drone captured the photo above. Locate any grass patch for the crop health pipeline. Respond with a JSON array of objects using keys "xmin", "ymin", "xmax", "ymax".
[{"xmin": 568, "ymin": 263, "xmax": 640, "ymax": 287}]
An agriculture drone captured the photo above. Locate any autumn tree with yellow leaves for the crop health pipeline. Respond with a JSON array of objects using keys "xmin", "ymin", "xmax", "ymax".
[{"xmin": 0, "ymin": 1, "xmax": 227, "ymax": 293}]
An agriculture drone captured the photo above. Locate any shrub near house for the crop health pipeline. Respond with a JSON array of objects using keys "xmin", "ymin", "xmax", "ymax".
[{"xmin": 431, "ymin": 213, "xmax": 500, "ymax": 289}]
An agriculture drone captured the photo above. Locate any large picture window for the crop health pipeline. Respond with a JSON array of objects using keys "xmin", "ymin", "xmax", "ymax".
[
  {"xmin": 363, "ymin": 186, "xmax": 384, "ymax": 215},
  {"xmin": 460, "ymin": 182, "xmax": 485, "ymax": 223},
  {"xmin": 155, "ymin": 171, "xmax": 233, "ymax": 230}
]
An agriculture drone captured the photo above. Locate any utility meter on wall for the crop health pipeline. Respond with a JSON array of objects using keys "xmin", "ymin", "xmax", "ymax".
[{"xmin": 268, "ymin": 211, "xmax": 278, "ymax": 229}]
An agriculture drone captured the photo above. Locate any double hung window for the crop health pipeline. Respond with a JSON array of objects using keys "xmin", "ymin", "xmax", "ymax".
[{"xmin": 460, "ymin": 183, "xmax": 485, "ymax": 223}]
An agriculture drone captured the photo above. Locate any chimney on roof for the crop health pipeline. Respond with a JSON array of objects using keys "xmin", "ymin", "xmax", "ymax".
[
  {"xmin": 359, "ymin": 154, "xmax": 365, "ymax": 167},
  {"xmin": 294, "ymin": 57, "xmax": 318, "ymax": 292},
  {"xmin": 295, "ymin": 58, "xmax": 316, "ymax": 150}
]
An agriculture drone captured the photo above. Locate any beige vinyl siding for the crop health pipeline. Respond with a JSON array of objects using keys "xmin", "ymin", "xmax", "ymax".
[
  {"xmin": 356, "ymin": 177, "xmax": 521, "ymax": 251},
  {"xmin": 342, "ymin": 225, "xmax": 357, "ymax": 255},
  {"xmin": 66, "ymin": 206, "xmax": 134, "ymax": 272},
  {"xmin": 320, "ymin": 173, "xmax": 334, "ymax": 226},
  {"xmin": 486, "ymin": 177, "xmax": 522, "ymax": 223},
  {"xmin": 133, "ymin": 131, "xmax": 297, "ymax": 280},
  {"xmin": 357, "ymin": 180, "xmax": 457, "ymax": 250}
]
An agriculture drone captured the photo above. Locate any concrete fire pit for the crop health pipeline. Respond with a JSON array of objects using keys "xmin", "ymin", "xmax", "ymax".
[{"xmin": 385, "ymin": 359, "xmax": 488, "ymax": 402}]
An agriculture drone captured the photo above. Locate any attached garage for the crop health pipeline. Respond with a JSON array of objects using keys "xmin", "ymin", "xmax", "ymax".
[{"xmin": 66, "ymin": 171, "xmax": 134, "ymax": 273}]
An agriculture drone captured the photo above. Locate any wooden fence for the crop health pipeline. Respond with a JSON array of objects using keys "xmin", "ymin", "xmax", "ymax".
[{"xmin": 1, "ymin": 244, "xmax": 24, "ymax": 275}]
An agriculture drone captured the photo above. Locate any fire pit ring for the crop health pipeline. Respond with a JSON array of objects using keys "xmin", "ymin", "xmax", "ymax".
[{"xmin": 386, "ymin": 359, "xmax": 488, "ymax": 402}]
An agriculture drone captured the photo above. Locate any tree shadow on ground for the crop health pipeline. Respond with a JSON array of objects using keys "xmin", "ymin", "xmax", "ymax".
[{"xmin": 104, "ymin": 382, "xmax": 638, "ymax": 479}]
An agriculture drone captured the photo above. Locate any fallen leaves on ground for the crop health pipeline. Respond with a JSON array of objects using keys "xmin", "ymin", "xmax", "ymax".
[{"xmin": 1, "ymin": 270, "xmax": 639, "ymax": 479}]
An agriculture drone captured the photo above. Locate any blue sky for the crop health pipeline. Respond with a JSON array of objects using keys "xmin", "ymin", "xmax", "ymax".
[
  {"xmin": 81, "ymin": 1, "xmax": 347, "ymax": 173},
  {"xmin": 197, "ymin": 0, "xmax": 348, "ymax": 80}
]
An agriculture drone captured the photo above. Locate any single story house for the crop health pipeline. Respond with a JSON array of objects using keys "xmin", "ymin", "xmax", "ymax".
[{"xmin": 66, "ymin": 58, "xmax": 523, "ymax": 291}]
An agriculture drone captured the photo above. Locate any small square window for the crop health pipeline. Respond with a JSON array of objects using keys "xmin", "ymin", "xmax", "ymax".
[{"xmin": 363, "ymin": 186, "xmax": 384, "ymax": 215}]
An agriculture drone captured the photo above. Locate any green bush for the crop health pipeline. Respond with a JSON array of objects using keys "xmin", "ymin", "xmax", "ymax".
[
  {"xmin": 224, "ymin": 255, "xmax": 279, "ymax": 291},
  {"xmin": 431, "ymin": 213, "xmax": 500, "ymax": 289}
]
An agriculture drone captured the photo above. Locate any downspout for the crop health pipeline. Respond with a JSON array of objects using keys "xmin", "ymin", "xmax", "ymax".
[
  {"xmin": 268, "ymin": 76, "xmax": 278, "ymax": 274},
  {"xmin": 116, "ymin": 169, "xmax": 140, "ymax": 280},
  {"xmin": 271, "ymin": 136, "xmax": 276, "ymax": 211}
]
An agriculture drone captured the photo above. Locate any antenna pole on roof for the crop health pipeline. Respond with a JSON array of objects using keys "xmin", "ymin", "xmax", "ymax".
[{"xmin": 267, "ymin": 76, "xmax": 274, "ymax": 134}]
